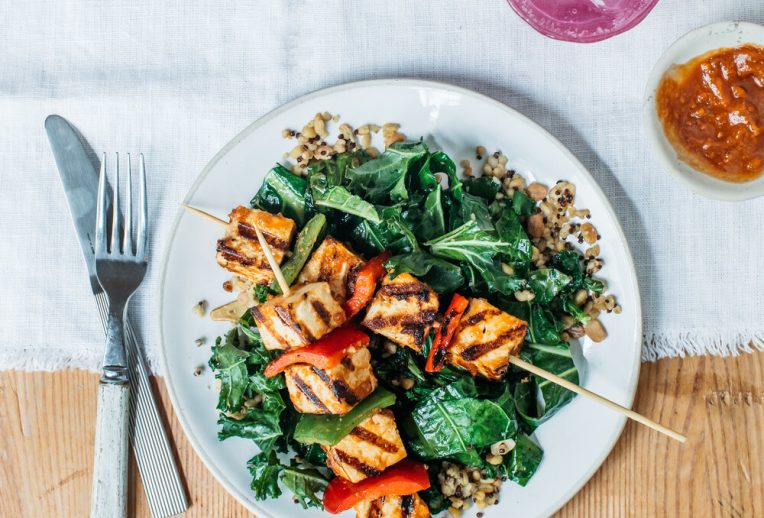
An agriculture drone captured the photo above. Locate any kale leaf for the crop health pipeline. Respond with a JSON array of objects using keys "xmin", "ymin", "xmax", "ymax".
[
  {"xmin": 351, "ymin": 206, "xmax": 420, "ymax": 255},
  {"xmin": 425, "ymin": 220, "xmax": 508, "ymax": 272},
  {"xmin": 503, "ymin": 434, "xmax": 544, "ymax": 486},
  {"xmin": 512, "ymin": 190, "xmax": 535, "ymax": 216},
  {"xmin": 281, "ymin": 463, "xmax": 329, "ymax": 509},
  {"xmin": 527, "ymin": 268, "xmax": 572, "ymax": 304},
  {"xmin": 248, "ymin": 450, "xmax": 283, "ymax": 500},
  {"xmin": 386, "ymin": 251, "xmax": 465, "ymax": 293},
  {"xmin": 251, "ymin": 164, "xmax": 310, "ymax": 225},
  {"xmin": 309, "ymin": 173, "xmax": 381, "ymax": 223},
  {"xmin": 208, "ymin": 330, "xmax": 251, "ymax": 412},
  {"xmin": 247, "ymin": 452, "xmax": 328, "ymax": 509},
  {"xmin": 495, "ymin": 209, "xmax": 532, "ymax": 268},
  {"xmin": 346, "ymin": 141, "xmax": 428, "ymax": 204},
  {"xmin": 513, "ymin": 343, "xmax": 579, "ymax": 430},
  {"xmin": 408, "ymin": 383, "xmax": 517, "ymax": 461},
  {"xmin": 463, "ymin": 176, "xmax": 502, "ymax": 199},
  {"xmin": 527, "ymin": 304, "xmax": 563, "ymax": 346}
]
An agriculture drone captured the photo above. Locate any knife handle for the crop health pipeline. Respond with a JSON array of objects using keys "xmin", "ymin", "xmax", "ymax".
[{"xmin": 91, "ymin": 380, "xmax": 130, "ymax": 518}]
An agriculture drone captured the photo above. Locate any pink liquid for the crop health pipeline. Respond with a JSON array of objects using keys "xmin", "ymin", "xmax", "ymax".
[{"xmin": 508, "ymin": 0, "xmax": 659, "ymax": 43}]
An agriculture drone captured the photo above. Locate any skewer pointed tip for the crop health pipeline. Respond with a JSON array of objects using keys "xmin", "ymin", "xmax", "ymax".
[{"xmin": 182, "ymin": 204, "xmax": 227, "ymax": 227}]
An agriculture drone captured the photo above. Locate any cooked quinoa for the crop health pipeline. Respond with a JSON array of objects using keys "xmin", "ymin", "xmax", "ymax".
[
  {"xmin": 467, "ymin": 149, "xmax": 619, "ymax": 344},
  {"xmin": 282, "ymin": 113, "xmax": 401, "ymax": 174}
]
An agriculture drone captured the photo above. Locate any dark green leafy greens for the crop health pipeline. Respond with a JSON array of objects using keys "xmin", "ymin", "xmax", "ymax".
[
  {"xmin": 309, "ymin": 174, "xmax": 381, "ymax": 223},
  {"xmin": 504, "ymin": 434, "xmax": 544, "ymax": 486},
  {"xmin": 346, "ymin": 141, "xmax": 428, "ymax": 204},
  {"xmin": 527, "ymin": 268, "xmax": 572, "ymax": 305},
  {"xmin": 209, "ymin": 315, "xmax": 329, "ymax": 506},
  {"xmin": 408, "ymin": 388, "xmax": 518, "ymax": 459},
  {"xmin": 248, "ymin": 451, "xmax": 328, "ymax": 509},
  {"xmin": 513, "ymin": 343, "xmax": 579, "ymax": 430},
  {"xmin": 385, "ymin": 251, "xmax": 465, "ymax": 293},
  {"xmin": 251, "ymin": 164, "xmax": 311, "ymax": 225},
  {"xmin": 463, "ymin": 176, "xmax": 502, "ymax": 199},
  {"xmin": 217, "ymin": 139, "xmax": 613, "ymax": 509}
]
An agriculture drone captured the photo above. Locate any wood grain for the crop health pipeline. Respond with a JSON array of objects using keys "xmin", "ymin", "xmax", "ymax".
[{"xmin": 0, "ymin": 353, "xmax": 761, "ymax": 517}]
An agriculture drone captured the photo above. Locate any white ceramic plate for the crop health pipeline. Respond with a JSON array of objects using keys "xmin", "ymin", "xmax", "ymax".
[
  {"xmin": 643, "ymin": 21, "xmax": 764, "ymax": 201},
  {"xmin": 160, "ymin": 79, "xmax": 642, "ymax": 518}
]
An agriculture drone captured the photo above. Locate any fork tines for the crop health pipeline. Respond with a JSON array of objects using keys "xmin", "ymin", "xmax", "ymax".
[{"xmin": 96, "ymin": 153, "xmax": 147, "ymax": 259}]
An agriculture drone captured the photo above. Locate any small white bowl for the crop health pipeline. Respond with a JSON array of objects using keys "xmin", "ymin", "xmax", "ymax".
[{"xmin": 643, "ymin": 21, "xmax": 764, "ymax": 201}]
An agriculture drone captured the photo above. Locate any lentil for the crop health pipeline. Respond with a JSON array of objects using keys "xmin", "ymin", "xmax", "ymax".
[{"xmin": 192, "ymin": 300, "xmax": 207, "ymax": 317}]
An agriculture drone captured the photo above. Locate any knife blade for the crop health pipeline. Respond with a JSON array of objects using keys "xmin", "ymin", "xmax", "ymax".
[
  {"xmin": 45, "ymin": 115, "xmax": 103, "ymax": 292},
  {"xmin": 45, "ymin": 115, "xmax": 188, "ymax": 517}
]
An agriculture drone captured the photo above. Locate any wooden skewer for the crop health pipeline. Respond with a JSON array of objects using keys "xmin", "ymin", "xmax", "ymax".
[
  {"xmin": 183, "ymin": 203, "xmax": 291, "ymax": 295},
  {"xmin": 253, "ymin": 225, "xmax": 291, "ymax": 296},
  {"xmin": 182, "ymin": 203, "xmax": 686, "ymax": 443},
  {"xmin": 182, "ymin": 204, "xmax": 227, "ymax": 226},
  {"xmin": 509, "ymin": 355, "xmax": 686, "ymax": 443}
]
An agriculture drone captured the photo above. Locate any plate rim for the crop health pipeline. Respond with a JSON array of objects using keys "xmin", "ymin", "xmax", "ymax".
[{"xmin": 158, "ymin": 77, "xmax": 643, "ymax": 518}]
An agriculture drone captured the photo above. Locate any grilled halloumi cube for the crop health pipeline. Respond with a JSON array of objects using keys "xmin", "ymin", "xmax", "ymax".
[
  {"xmin": 216, "ymin": 206, "xmax": 296, "ymax": 284},
  {"xmin": 446, "ymin": 298, "xmax": 528, "ymax": 381},
  {"xmin": 354, "ymin": 493, "xmax": 431, "ymax": 518},
  {"xmin": 251, "ymin": 282, "xmax": 346, "ymax": 350},
  {"xmin": 297, "ymin": 237, "xmax": 364, "ymax": 301},
  {"xmin": 284, "ymin": 345, "xmax": 376, "ymax": 414},
  {"xmin": 323, "ymin": 409, "xmax": 407, "ymax": 482},
  {"xmin": 361, "ymin": 273, "xmax": 439, "ymax": 352}
]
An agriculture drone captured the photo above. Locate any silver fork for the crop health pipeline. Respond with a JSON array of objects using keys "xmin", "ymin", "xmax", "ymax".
[{"xmin": 91, "ymin": 153, "xmax": 148, "ymax": 518}]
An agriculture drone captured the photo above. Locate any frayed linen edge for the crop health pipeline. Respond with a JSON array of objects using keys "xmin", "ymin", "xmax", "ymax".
[
  {"xmin": 0, "ymin": 346, "xmax": 163, "ymax": 374},
  {"xmin": 642, "ymin": 331, "xmax": 764, "ymax": 362}
]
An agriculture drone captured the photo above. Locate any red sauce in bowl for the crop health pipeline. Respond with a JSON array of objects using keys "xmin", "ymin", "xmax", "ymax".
[{"xmin": 656, "ymin": 45, "xmax": 764, "ymax": 183}]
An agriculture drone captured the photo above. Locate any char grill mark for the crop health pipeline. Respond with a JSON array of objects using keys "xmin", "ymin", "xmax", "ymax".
[
  {"xmin": 369, "ymin": 496, "xmax": 384, "ymax": 518},
  {"xmin": 311, "ymin": 367, "xmax": 359, "ymax": 405},
  {"xmin": 236, "ymin": 223, "xmax": 289, "ymax": 250},
  {"xmin": 250, "ymin": 306, "xmax": 265, "ymax": 324},
  {"xmin": 250, "ymin": 306, "xmax": 276, "ymax": 338},
  {"xmin": 432, "ymin": 343, "xmax": 447, "ymax": 366},
  {"xmin": 401, "ymin": 324, "xmax": 426, "ymax": 347},
  {"xmin": 439, "ymin": 308, "xmax": 459, "ymax": 336},
  {"xmin": 332, "ymin": 380, "xmax": 359, "ymax": 405},
  {"xmin": 274, "ymin": 305, "xmax": 314, "ymax": 341},
  {"xmin": 216, "ymin": 243, "xmax": 272, "ymax": 270},
  {"xmin": 350, "ymin": 427, "xmax": 399, "ymax": 453},
  {"xmin": 401, "ymin": 494, "xmax": 415, "ymax": 518},
  {"xmin": 379, "ymin": 282, "xmax": 431, "ymax": 301},
  {"xmin": 460, "ymin": 325, "xmax": 527, "ymax": 361},
  {"xmin": 311, "ymin": 300, "xmax": 331, "ymax": 326},
  {"xmin": 363, "ymin": 310, "xmax": 436, "ymax": 331},
  {"xmin": 346, "ymin": 263, "xmax": 362, "ymax": 294},
  {"xmin": 335, "ymin": 449, "xmax": 383, "ymax": 478},
  {"xmin": 463, "ymin": 308, "xmax": 502, "ymax": 327},
  {"xmin": 292, "ymin": 373, "xmax": 330, "ymax": 413}
]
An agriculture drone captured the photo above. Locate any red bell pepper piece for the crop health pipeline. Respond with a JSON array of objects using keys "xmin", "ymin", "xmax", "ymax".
[
  {"xmin": 263, "ymin": 327, "xmax": 370, "ymax": 378},
  {"xmin": 323, "ymin": 459, "xmax": 430, "ymax": 514},
  {"xmin": 425, "ymin": 293, "xmax": 470, "ymax": 373},
  {"xmin": 342, "ymin": 251, "xmax": 391, "ymax": 318}
]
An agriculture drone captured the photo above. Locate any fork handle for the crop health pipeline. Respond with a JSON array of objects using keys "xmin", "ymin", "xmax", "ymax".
[
  {"xmin": 91, "ymin": 305, "xmax": 130, "ymax": 518},
  {"xmin": 91, "ymin": 381, "xmax": 130, "ymax": 518}
]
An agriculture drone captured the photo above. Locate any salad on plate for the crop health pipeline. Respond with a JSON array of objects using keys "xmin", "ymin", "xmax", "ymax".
[{"xmin": 204, "ymin": 113, "xmax": 619, "ymax": 517}]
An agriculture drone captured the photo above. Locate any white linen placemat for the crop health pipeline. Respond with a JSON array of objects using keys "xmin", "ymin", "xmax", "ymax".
[{"xmin": 1, "ymin": 0, "xmax": 763, "ymax": 373}]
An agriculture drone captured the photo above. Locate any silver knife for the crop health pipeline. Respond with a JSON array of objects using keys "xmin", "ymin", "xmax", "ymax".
[{"xmin": 45, "ymin": 115, "xmax": 188, "ymax": 517}]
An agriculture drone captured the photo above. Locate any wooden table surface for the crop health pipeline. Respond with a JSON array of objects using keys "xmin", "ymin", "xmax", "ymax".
[{"xmin": 1, "ymin": 352, "xmax": 762, "ymax": 517}]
